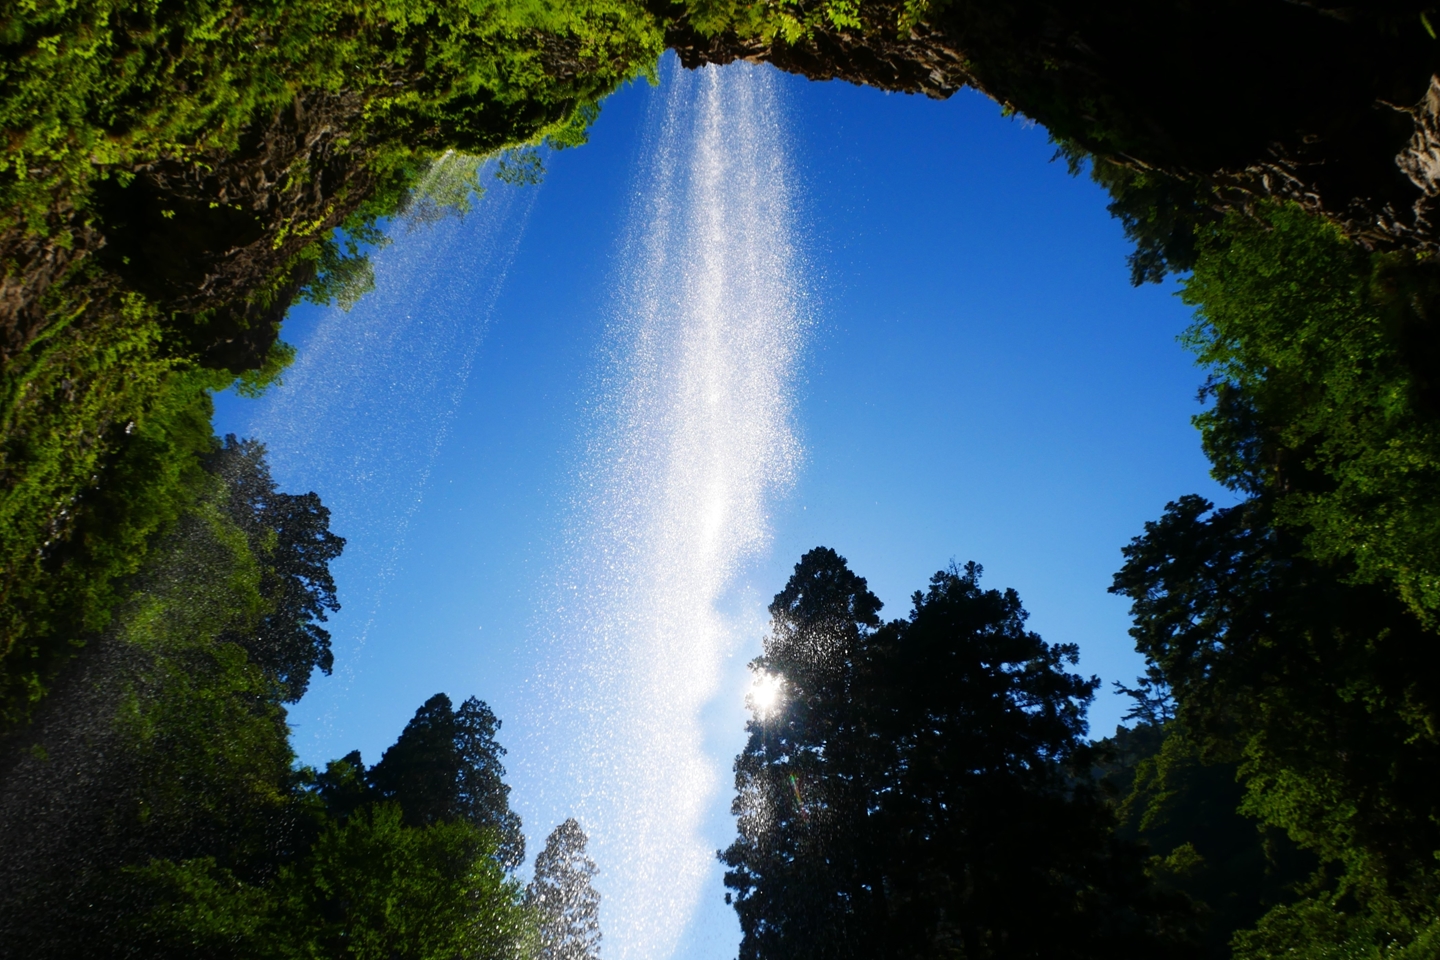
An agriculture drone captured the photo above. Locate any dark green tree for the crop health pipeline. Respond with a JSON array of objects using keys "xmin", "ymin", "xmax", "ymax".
[
  {"xmin": 1094, "ymin": 694, "xmax": 1315, "ymax": 959},
  {"xmin": 721, "ymin": 546, "xmax": 882, "ymax": 960},
  {"xmin": 209, "ymin": 434, "xmax": 345, "ymax": 701},
  {"xmin": 1112, "ymin": 496, "xmax": 1440, "ymax": 956},
  {"xmin": 0, "ymin": 440, "xmax": 326, "ymax": 957},
  {"xmin": 126, "ymin": 761, "xmax": 533, "ymax": 960},
  {"xmin": 528, "ymin": 818, "xmax": 602, "ymax": 960},
  {"xmin": 370, "ymin": 692, "xmax": 526, "ymax": 870},
  {"xmin": 723, "ymin": 548, "xmax": 1192, "ymax": 960},
  {"xmin": 1178, "ymin": 205, "xmax": 1440, "ymax": 627}
]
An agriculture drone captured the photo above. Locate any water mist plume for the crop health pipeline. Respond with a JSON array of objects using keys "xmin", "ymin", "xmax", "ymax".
[
  {"xmin": 235, "ymin": 161, "xmax": 538, "ymax": 749},
  {"xmin": 536, "ymin": 61, "xmax": 805, "ymax": 960}
]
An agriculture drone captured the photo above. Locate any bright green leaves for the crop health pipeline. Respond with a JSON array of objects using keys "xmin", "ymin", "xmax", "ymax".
[
  {"xmin": 1118, "ymin": 205, "xmax": 1440, "ymax": 943},
  {"xmin": 681, "ymin": 0, "xmax": 899, "ymax": 46},
  {"xmin": 1181, "ymin": 204, "xmax": 1440, "ymax": 627},
  {"xmin": 1112, "ymin": 493, "xmax": 1440, "ymax": 956},
  {"xmin": 284, "ymin": 806, "xmax": 532, "ymax": 960},
  {"xmin": 0, "ymin": 0, "xmax": 666, "ymax": 728},
  {"xmin": 0, "ymin": 294, "xmax": 224, "ymax": 728},
  {"xmin": 128, "ymin": 809, "xmax": 533, "ymax": 960}
]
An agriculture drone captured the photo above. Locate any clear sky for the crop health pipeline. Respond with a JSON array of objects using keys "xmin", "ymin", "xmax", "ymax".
[{"xmin": 214, "ymin": 54, "xmax": 1229, "ymax": 960}]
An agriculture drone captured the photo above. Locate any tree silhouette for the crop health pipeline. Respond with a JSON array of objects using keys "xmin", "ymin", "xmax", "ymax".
[
  {"xmin": 528, "ymin": 818, "xmax": 602, "ymax": 960},
  {"xmin": 369, "ymin": 693, "xmax": 526, "ymax": 869},
  {"xmin": 208, "ymin": 434, "xmax": 344, "ymax": 701},
  {"xmin": 721, "ymin": 546, "xmax": 883, "ymax": 960},
  {"xmin": 723, "ymin": 548, "xmax": 1193, "ymax": 960}
]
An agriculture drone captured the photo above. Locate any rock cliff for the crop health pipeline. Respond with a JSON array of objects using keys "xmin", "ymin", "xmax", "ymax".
[{"xmin": 661, "ymin": 0, "xmax": 1440, "ymax": 263}]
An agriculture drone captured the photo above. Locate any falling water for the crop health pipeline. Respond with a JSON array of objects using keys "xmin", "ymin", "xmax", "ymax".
[
  {"xmin": 535, "ymin": 61, "xmax": 805, "ymax": 960},
  {"xmin": 226, "ymin": 159, "xmax": 538, "ymax": 751}
]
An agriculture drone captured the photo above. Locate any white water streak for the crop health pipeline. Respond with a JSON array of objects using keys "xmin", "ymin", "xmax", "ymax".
[
  {"xmin": 548, "ymin": 62, "xmax": 804, "ymax": 960},
  {"xmin": 237, "ymin": 163, "xmax": 536, "ymax": 749}
]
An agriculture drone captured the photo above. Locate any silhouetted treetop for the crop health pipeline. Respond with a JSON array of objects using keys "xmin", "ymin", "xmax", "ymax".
[
  {"xmin": 529, "ymin": 818, "xmax": 602, "ymax": 960},
  {"xmin": 208, "ymin": 434, "xmax": 345, "ymax": 702},
  {"xmin": 724, "ymin": 549, "xmax": 1190, "ymax": 960},
  {"xmin": 370, "ymin": 692, "xmax": 526, "ymax": 870}
]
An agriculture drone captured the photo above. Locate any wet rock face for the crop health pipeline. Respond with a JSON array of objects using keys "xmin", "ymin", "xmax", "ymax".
[
  {"xmin": 660, "ymin": 0, "xmax": 1440, "ymax": 254},
  {"xmin": 90, "ymin": 90, "xmax": 374, "ymax": 373},
  {"xmin": 665, "ymin": 12, "xmax": 973, "ymax": 99},
  {"xmin": 1398, "ymin": 78, "xmax": 1440, "ymax": 199},
  {"xmin": 0, "ymin": 90, "xmax": 371, "ymax": 368}
]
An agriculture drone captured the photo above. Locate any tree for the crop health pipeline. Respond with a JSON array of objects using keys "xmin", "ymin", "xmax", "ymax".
[
  {"xmin": 15, "ymin": 688, "xmax": 538, "ymax": 959},
  {"xmin": 208, "ymin": 435, "xmax": 345, "ymax": 702},
  {"xmin": 0, "ymin": 0, "xmax": 663, "ymax": 738},
  {"xmin": 723, "ymin": 548, "xmax": 1191, "ymax": 960},
  {"xmin": 1112, "ymin": 495, "xmax": 1440, "ymax": 956},
  {"xmin": 0, "ymin": 449, "xmax": 316, "ymax": 958},
  {"xmin": 279, "ymin": 804, "xmax": 532, "ymax": 960},
  {"xmin": 528, "ymin": 818, "xmax": 602, "ymax": 960},
  {"xmin": 1094, "ymin": 701, "xmax": 1315, "ymax": 960},
  {"xmin": 1178, "ymin": 205, "xmax": 1440, "ymax": 627},
  {"xmin": 370, "ymin": 693, "xmax": 526, "ymax": 869},
  {"xmin": 128, "ymin": 800, "xmax": 534, "ymax": 960},
  {"xmin": 721, "ymin": 546, "xmax": 883, "ymax": 960}
]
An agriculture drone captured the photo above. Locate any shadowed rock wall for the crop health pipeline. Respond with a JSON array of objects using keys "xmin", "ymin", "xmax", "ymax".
[{"xmin": 660, "ymin": 0, "xmax": 1440, "ymax": 257}]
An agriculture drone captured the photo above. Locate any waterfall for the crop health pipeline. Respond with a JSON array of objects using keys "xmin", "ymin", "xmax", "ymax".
[
  {"xmin": 232, "ymin": 162, "xmax": 538, "ymax": 750},
  {"xmin": 537, "ymin": 60, "xmax": 805, "ymax": 960}
]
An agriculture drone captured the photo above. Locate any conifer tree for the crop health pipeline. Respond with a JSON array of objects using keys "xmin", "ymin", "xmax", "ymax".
[
  {"xmin": 209, "ymin": 434, "xmax": 345, "ymax": 701},
  {"xmin": 370, "ymin": 693, "xmax": 526, "ymax": 868},
  {"xmin": 723, "ymin": 548, "xmax": 1193, "ymax": 960},
  {"xmin": 721, "ymin": 546, "xmax": 883, "ymax": 960},
  {"xmin": 528, "ymin": 818, "xmax": 602, "ymax": 960}
]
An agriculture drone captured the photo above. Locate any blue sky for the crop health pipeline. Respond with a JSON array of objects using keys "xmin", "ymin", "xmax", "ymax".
[{"xmin": 215, "ymin": 55, "xmax": 1228, "ymax": 959}]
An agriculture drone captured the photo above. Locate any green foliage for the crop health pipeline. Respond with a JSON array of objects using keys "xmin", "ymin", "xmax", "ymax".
[
  {"xmin": 1097, "ymin": 720, "xmax": 1317, "ymax": 959},
  {"xmin": 132, "ymin": 808, "xmax": 533, "ymax": 960},
  {"xmin": 0, "ymin": 441, "xmax": 308, "ymax": 955},
  {"xmin": 678, "ymin": 0, "xmax": 937, "ymax": 45},
  {"xmin": 1, "ymin": 0, "xmax": 665, "ymax": 726},
  {"xmin": 724, "ymin": 547, "xmax": 1191, "ymax": 960},
  {"xmin": 369, "ymin": 692, "xmax": 527, "ymax": 870},
  {"xmin": 0, "ymin": 287, "xmax": 228, "ymax": 729},
  {"xmin": 1102, "ymin": 127, "xmax": 1440, "ymax": 960},
  {"xmin": 1232, "ymin": 898, "xmax": 1440, "ymax": 960},
  {"xmin": 1112, "ymin": 494, "xmax": 1440, "ymax": 956},
  {"xmin": 0, "ymin": 0, "xmax": 665, "ymax": 240},
  {"xmin": 2, "ymin": 10, "xmax": 642, "ymax": 950},
  {"xmin": 115, "ymin": 491, "xmax": 293, "ymax": 850},
  {"xmin": 1053, "ymin": 142, "xmax": 1209, "ymax": 284},
  {"xmin": 1181, "ymin": 204, "xmax": 1440, "ymax": 625},
  {"xmin": 209, "ymin": 435, "xmax": 345, "ymax": 702},
  {"xmin": 402, "ymin": 150, "xmax": 491, "ymax": 225},
  {"xmin": 289, "ymin": 805, "xmax": 532, "ymax": 960},
  {"xmin": 0, "ymin": 451, "xmax": 532, "ymax": 957}
]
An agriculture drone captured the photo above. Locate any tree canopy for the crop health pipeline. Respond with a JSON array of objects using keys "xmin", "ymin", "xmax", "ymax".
[
  {"xmin": 528, "ymin": 818, "xmax": 603, "ymax": 960},
  {"xmin": 370, "ymin": 692, "xmax": 527, "ymax": 871},
  {"xmin": 209, "ymin": 434, "xmax": 345, "ymax": 701},
  {"xmin": 0, "ymin": 437, "xmax": 543, "ymax": 959},
  {"xmin": 723, "ymin": 547, "xmax": 1192, "ymax": 960},
  {"xmin": 1099, "ymin": 200, "xmax": 1440, "ymax": 957}
]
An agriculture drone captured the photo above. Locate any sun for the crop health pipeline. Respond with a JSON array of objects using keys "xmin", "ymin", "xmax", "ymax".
[{"xmin": 747, "ymin": 670, "xmax": 785, "ymax": 720}]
